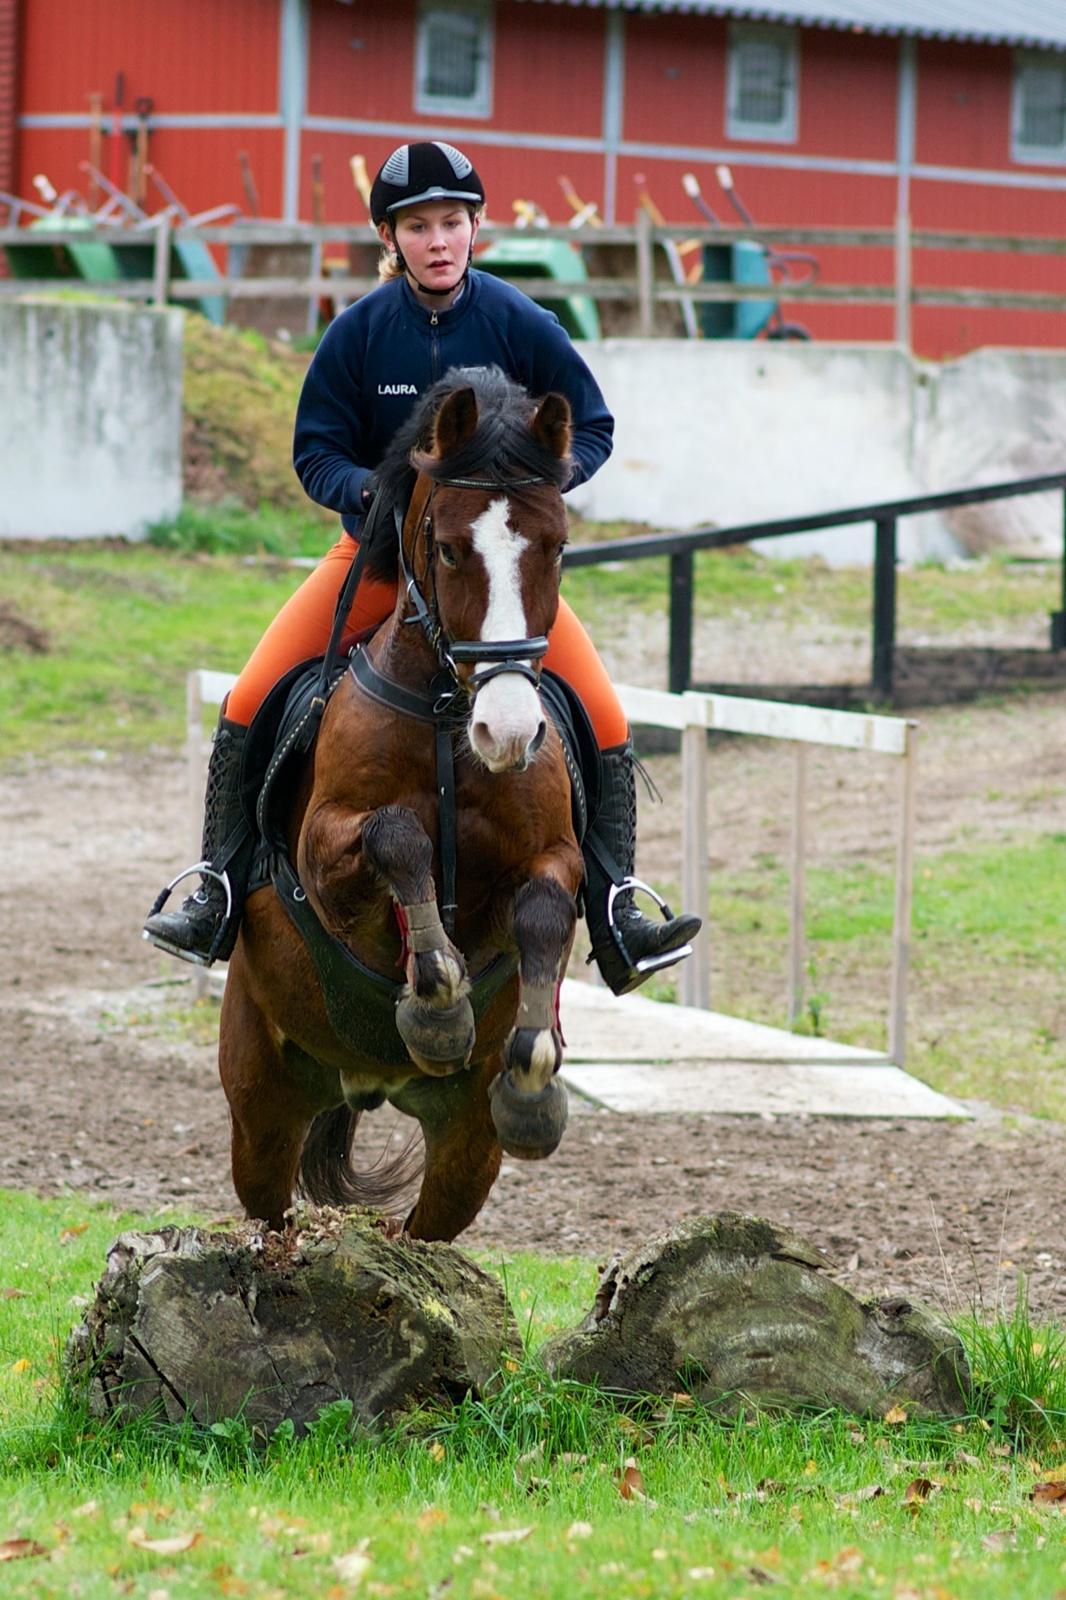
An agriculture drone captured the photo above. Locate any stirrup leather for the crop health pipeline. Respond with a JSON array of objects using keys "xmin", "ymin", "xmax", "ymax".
[
  {"xmin": 142, "ymin": 861, "xmax": 234, "ymax": 968},
  {"xmin": 603, "ymin": 875, "xmax": 694, "ymax": 976}
]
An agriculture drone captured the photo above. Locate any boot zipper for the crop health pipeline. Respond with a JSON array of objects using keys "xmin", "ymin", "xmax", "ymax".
[{"xmin": 430, "ymin": 310, "xmax": 440, "ymax": 381}]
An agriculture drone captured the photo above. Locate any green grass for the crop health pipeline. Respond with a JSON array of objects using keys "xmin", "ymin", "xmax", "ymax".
[
  {"xmin": 706, "ymin": 835, "xmax": 1066, "ymax": 1118},
  {"xmin": 0, "ymin": 544, "xmax": 312, "ymax": 759},
  {"xmin": 3, "ymin": 1190, "xmax": 1066, "ymax": 1600}
]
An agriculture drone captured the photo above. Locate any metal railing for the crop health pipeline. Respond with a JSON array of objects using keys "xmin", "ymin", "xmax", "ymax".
[{"xmin": 562, "ymin": 471, "xmax": 1066, "ymax": 699}]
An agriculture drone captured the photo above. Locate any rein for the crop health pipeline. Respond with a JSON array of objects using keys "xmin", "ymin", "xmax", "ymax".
[{"xmin": 353, "ymin": 470, "xmax": 555, "ymax": 937}]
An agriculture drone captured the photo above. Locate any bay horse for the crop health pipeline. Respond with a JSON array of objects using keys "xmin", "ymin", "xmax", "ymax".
[{"xmin": 219, "ymin": 368, "xmax": 585, "ymax": 1241}]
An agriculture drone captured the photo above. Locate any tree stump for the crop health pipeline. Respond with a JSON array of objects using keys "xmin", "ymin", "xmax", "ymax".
[
  {"xmin": 65, "ymin": 1208, "xmax": 518, "ymax": 1434},
  {"xmin": 542, "ymin": 1214, "xmax": 970, "ymax": 1418}
]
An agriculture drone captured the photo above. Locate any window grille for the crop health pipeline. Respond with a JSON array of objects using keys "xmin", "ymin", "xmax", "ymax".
[
  {"xmin": 1014, "ymin": 54, "xmax": 1066, "ymax": 157},
  {"xmin": 727, "ymin": 25, "xmax": 797, "ymax": 143},
  {"xmin": 416, "ymin": 3, "xmax": 493, "ymax": 118}
]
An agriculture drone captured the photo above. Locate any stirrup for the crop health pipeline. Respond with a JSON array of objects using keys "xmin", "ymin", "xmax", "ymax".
[
  {"xmin": 142, "ymin": 861, "xmax": 233, "ymax": 968},
  {"xmin": 604, "ymin": 875, "xmax": 694, "ymax": 976}
]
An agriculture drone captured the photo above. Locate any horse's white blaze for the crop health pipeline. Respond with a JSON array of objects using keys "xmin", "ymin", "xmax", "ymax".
[{"xmin": 468, "ymin": 497, "xmax": 545, "ymax": 770}]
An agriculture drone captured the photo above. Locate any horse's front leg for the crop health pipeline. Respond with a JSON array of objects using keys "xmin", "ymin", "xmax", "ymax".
[
  {"xmin": 360, "ymin": 806, "xmax": 476, "ymax": 1076},
  {"xmin": 490, "ymin": 858, "xmax": 578, "ymax": 1161}
]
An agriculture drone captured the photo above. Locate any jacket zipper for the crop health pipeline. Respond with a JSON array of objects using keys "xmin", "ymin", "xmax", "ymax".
[{"xmin": 429, "ymin": 310, "xmax": 440, "ymax": 382}]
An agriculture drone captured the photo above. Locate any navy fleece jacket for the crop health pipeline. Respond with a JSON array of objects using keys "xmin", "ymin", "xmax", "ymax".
[{"xmin": 293, "ymin": 269, "xmax": 614, "ymax": 536}]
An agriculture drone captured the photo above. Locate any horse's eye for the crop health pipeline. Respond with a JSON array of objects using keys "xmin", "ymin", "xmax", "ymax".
[
  {"xmin": 554, "ymin": 541, "xmax": 568, "ymax": 566},
  {"xmin": 437, "ymin": 542, "xmax": 457, "ymax": 569}
]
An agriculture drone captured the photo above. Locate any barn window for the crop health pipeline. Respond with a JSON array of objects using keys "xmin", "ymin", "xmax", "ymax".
[
  {"xmin": 726, "ymin": 24, "xmax": 797, "ymax": 143},
  {"xmin": 415, "ymin": 2, "xmax": 494, "ymax": 119},
  {"xmin": 1013, "ymin": 52, "xmax": 1066, "ymax": 161}
]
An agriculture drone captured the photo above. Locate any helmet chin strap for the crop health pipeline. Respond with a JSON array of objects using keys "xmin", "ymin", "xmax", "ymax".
[{"xmin": 391, "ymin": 231, "xmax": 474, "ymax": 299}]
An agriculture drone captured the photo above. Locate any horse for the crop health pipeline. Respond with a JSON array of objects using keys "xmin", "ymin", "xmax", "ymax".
[{"xmin": 218, "ymin": 368, "xmax": 586, "ymax": 1242}]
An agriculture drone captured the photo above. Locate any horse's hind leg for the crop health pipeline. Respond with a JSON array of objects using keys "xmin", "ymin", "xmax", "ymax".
[
  {"xmin": 490, "ymin": 870, "xmax": 577, "ymax": 1161},
  {"xmin": 362, "ymin": 806, "xmax": 475, "ymax": 1076}
]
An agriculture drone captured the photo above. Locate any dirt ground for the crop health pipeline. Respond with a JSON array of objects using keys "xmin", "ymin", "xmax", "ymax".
[{"xmin": 2, "ymin": 691, "xmax": 1064, "ymax": 1322}]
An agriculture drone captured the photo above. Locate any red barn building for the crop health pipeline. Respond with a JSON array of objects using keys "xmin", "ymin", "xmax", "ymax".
[{"xmin": 5, "ymin": 0, "xmax": 1066, "ymax": 356}]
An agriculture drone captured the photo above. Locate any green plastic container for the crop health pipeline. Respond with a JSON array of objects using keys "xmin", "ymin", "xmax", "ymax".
[
  {"xmin": 3, "ymin": 215, "xmax": 121, "ymax": 282},
  {"xmin": 477, "ymin": 237, "xmax": 601, "ymax": 340}
]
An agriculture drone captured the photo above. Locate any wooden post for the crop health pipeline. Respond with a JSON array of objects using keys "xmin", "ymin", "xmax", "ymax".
[
  {"xmin": 636, "ymin": 204, "xmax": 654, "ymax": 337},
  {"xmin": 152, "ymin": 211, "xmax": 172, "ymax": 308},
  {"xmin": 787, "ymin": 742, "xmax": 808, "ymax": 1025},
  {"xmin": 888, "ymin": 722, "xmax": 918, "ymax": 1064},
  {"xmin": 186, "ymin": 671, "xmax": 209, "ymax": 1001},
  {"xmin": 680, "ymin": 712, "xmax": 710, "ymax": 1010}
]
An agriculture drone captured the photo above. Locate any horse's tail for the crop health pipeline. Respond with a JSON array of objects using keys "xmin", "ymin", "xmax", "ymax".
[{"xmin": 297, "ymin": 1106, "xmax": 424, "ymax": 1215}]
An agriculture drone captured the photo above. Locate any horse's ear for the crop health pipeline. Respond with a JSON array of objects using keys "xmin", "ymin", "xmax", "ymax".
[
  {"xmin": 531, "ymin": 392, "xmax": 572, "ymax": 460},
  {"xmin": 432, "ymin": 386, "xmax": 479, "ymax": 458}
]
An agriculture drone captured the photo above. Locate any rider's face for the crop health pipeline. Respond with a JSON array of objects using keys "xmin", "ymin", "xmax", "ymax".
[{"xmin": 380, "ymin": 201, "xmax": 479, "ymax": 299}]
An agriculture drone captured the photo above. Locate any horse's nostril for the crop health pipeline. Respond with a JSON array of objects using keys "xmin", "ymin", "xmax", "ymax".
[
  {"xmin": 472, "ymin": 720, "xmax": 492, "ymax": 752},
  {"xmin": 529, "ymin": 720, "xmax": 547, "ymax": 755}
]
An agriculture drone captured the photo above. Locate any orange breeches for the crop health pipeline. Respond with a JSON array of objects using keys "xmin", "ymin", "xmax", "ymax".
[{"xmin": 225, "ymin": 533, "xmax": 629, "ymax": 749}]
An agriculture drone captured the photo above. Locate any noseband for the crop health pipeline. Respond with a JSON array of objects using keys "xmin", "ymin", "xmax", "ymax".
[{"xmin": 395, "ymin": 473, "xmax": 551, "ymax": 705}]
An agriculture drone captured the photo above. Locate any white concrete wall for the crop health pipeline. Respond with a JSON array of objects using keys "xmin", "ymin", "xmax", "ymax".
[
  {"xmin": 0, "ymin": 299, "xmax": 183, "ymax": 540},
  {"xmin": 567, "ymin": 340, "xmax": 1066, "ymax": 563}
]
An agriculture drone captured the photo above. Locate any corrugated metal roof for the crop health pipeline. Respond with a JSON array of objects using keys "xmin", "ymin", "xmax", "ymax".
[{"xmin": 514, "ymin": 0, "xmax": 1066, "ymax": 50}]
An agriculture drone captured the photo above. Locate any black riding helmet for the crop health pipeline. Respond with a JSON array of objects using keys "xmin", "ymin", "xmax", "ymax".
[{"xmin": 369, "ymin": 141, "xmax": 485, "ymax": 226}]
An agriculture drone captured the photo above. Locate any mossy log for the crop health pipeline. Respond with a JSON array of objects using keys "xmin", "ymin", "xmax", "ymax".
[
  {"xmin": 542, "ymin": 1214, "xmax": 970, "ymax": 1418},
  {"xmin": 65, "ymin": 1209, "xmax": 518, "ymax": 1434}
]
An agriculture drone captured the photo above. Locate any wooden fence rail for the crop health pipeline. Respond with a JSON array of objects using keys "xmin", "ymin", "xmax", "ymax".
[
  {"xmin": 186, "ymin": 670, "xmax": 917, "ymax": 1063},
  {"xmin": 4, "ymin": 216, "xmax": 1066, "ymax": 340}
]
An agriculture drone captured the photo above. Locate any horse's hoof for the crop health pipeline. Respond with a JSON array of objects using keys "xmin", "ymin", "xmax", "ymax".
[
  {"xmin": 489, "ymin": 1068, "xmax": 568, "ymax": 1160},
  {"xmin": 396, "ymin": 992, "xmax": 476, "ymax": 1077}
]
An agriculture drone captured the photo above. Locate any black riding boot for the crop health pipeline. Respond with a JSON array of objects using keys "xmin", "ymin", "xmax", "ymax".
[
  {"xmin": 142, "ymin": 714, "xmax": 254, "ymax": 966},
  {"xmin": 584, "ymin": 737, "xmax": 702, "ymax": 996}
]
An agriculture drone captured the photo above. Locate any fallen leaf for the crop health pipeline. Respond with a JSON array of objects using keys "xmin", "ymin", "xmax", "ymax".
[
  {"xmin": 617, "ymin": 1458, "xmax": 647, "ymax": 1501},
  {"xmin": 686, "ymin": 1568, "xmax": 717, "ymax": 1582},
  {"xmin": 479, "ymin": 1527, "xmax": 533, "ymax": 1547},
  {"xmin": 836, "ymin": 1484, "xmax": 884, "ymax": 1507},
  {"xmin": 903, "ymin": 1477, "xmax": 935, "ymax": 1505},
  {"xmin": 671, "ymin": 1392, "xmax": 694, "ymax": 1408},
  {"xmin": 10, "ymin": 1360, "xmax": 30, "ymax": 1374},
  {"xmin": 333, "ymin": 1542, "xmax": 373, "ymax": 1584},
  {"xmin": 0, "ymin": 1539, "xmax": 47, "ymax": 1562},
  {"xmin": 426, "ymin": 1442, "xmax": 446, "ymax": 1464},
  {"xmin": 71, "ymin": 1501, "xmax": 99, "ymax": 1519},
  {"xmin": 127, "ymin": 1527, "xmax": 201, "ymax": 1556},
  {"xmin": 1038, "ymin": 1464, "xmax": 1066, "ymax": 1485},
  {"xmin": 415, "ymin": 1508, "xmax": 448, "ymax": 1532},
  {"xmin": 883, "ymin": 1404, "xmax": 907, "ymax": 1425},
  {"xmin": 59, "ymin": 1223, "xmax": 90, "ymax": 1244},
  {"xmin": 1031, "ymin": 1481, "xmax": 1066, "ymax": 1507},
  {"xmin": 981, "ymin": 1530, "xmax": 1012, "ymax": 1552},
  {"xmin": 0, "ymin": 1288, "xmax": 28, "ymax": 1300},
  {"xmin": 565, "ymin": 1521, "xmax": 593, "ymax": 1543},
  {"xmin": 744, "ymin": 1564, "xmax": 781, "ymax": 1585}
]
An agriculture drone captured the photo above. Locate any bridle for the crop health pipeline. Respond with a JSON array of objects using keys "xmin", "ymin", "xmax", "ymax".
[{"xmin": 395, "ymin": 473, "xmax": 553, "ymax": 710}]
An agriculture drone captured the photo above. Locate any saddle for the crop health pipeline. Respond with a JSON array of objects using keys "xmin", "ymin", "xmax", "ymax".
[{"xmin": 238, "ymin": 645, "xmax": 598, "ymax": 1063}]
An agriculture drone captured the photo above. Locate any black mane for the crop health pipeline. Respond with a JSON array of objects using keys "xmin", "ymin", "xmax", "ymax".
[{"xmin": 363, "ymin": 366, "xmax": 570, "ymax": 582}]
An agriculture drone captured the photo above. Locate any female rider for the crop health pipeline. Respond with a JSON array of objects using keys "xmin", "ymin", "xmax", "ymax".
[{"xmin": 144, "ymin": 141, "xmax": 700, "ymax": 995}]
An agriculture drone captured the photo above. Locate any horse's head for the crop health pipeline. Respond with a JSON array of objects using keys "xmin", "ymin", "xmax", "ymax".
[{"xmin": 400, "ymin": 371, "xmax": 572, "ymax": 773}]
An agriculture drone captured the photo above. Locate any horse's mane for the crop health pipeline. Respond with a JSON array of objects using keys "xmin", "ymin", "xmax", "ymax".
[{"xmin": 363, "ymin": 366, "xmax": 571, "ymax": 582}]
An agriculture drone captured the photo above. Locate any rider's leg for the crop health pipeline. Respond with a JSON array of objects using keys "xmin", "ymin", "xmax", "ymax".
[
  {"xmin": 543, "ymin": 598, "xmax": 701, "ymax": 995},
  {"xmin": 143, "ymin": 535, "xmax": 399, "ymax": 965}
]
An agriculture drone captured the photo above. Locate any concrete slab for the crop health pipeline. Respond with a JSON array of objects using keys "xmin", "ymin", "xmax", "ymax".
[
  {"xmin": 559, "ymin": 979, "xmax": 884, "ymax": 1064},
  {"xmin": 560, "ymin": 1061, "xmax": 967, "ymax": 1120}
]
